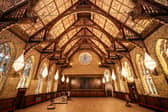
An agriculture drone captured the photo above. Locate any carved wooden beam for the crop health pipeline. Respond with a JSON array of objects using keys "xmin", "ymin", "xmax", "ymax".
[
  {"xmin": 29, "ymin": 0, "xmax": 141, "ymax": 43},
  {"xmin": 64, "ymin": 38, "xmax": 83, "ymax": 56},
  {"xmin": 87, "ymin": 39, "xmax": 106, "ymax": 56},
  {"xmin": 129, "ymin": 0, "xmax": 168, "ymax": 23},
  {"xmin": 0, "ymin": 0, "xmax": 38, "ymax": 31},
  {"xmin": 42, "ymin": 20, "xmax": 79, "ymax": 50}
]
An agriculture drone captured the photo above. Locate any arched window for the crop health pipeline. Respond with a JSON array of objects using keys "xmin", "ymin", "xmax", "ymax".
[
  {"xmin": 35, "ymin": 63, "xmax": 48, "ymax": 94},
  {"xmin": 116, "ymin": 65, "xmax": 126, "ymax": 92},
  {"xmin": 156, "ymin": 39, "xmax": 168, "ymax": 76},
  {"xmin": 0, "ymin": 43, "xmax": 11, "ymax": 91},
  {"xmin": 46, "ymin": 66, "xmax": 55, "ymax": 93},
  {"xmin": 122, "ymin": 61, "xmax": 134, "ymax": 82},
  {"xmin": 17, "ymin": 57, "xmax": 32, "ymax": 88},
  {"xmin": 136, "ymin": 54, "xmax": 158, "ymax": 95}
]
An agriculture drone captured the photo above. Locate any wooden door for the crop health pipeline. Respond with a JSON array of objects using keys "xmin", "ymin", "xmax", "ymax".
[
  {"xmin": 15, "ymin": 88, "xmax": 26, "ymax": 109},
  {"xmin": 127, "ymin": 82, "xmax": 138, "ymax": 103}
]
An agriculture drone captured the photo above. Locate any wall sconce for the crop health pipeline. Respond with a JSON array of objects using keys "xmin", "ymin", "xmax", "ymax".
[
  {"xmin": 111, "ymin": 70, "xmax": 116, "ymax": 81},
  {"xmin": 121, "ymin": 67, "xmax": 127, "ymax": 78},
  {"xmin": 66, "ymin": 77, "xmax": 69, "ymax": 83},
  {"xmin": 102, "ymin": 77, "xmax": 105, "ymax": 84},
  {"xmin": 61, "ymin": 75, "xmax": 65, "ymax": 82},
  {"xmin": 42, "ymin": 67, "xmax": 48, "ymax": 78},
  {"xmin": 105, "ymin": 76, "xmax": 110, "ymax": 82},
  {"xmin": 54, "ymin": 70, "xmax": 59, "ymax": 80},
  {"xmin": 12, "ymin": 53, "xmax": 25, "ymax": 72}
]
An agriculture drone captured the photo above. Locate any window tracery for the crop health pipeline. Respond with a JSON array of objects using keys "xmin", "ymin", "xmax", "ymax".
[
  {"xmin": 156, "ymin": 39, "xmax": 168, "ymax": 76},
  {"xmin": 17, "ymin": 57, "xmax": 32, "ymax": 88},
  {"xmin": 0, "ymin": 43, "xmax": 11, "ymax": 91},
  {"xmin": 136, "ymin": 54, "xmax": 158, "ymax": 95}
]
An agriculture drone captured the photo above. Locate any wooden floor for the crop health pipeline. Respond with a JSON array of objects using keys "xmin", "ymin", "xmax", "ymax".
[{"xmin": 16, "ymin": 97, "xmax": 156, "ymax": 112}]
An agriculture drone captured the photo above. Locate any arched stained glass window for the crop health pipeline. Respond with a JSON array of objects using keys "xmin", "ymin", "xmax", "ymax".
[
  {"xmin": 0, "ymin": 43, "xmax": 11, "ymax": 91},
  {"xmin": 136, "ymin": 54, "xmax": 158, "ymax": 95},
  {"xmin": 35, "ymin": 63, "xmax": 48, "ymax": 94},
  {"xmin": 17, "ymin": 57, "xmax": 32, "ymax": 88},
  {"xmin": 156, "ymin": 39, "xmax": 168, "ymax": 76},
  {"xmin": 122, "ymin": 62, "xmax": 134, "ymax": 82}
]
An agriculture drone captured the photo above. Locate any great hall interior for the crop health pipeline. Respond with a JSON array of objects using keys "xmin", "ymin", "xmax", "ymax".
[{"xmin": 0, "ymin": 0, "xmax": 168, "ymax": 112}]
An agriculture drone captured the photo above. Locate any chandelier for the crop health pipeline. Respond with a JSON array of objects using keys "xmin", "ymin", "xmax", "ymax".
[
  {"xmin": 12, "ymin": 52, "xmax": 25, "ymax": 72},
  {"xmin": 111, "ymin": 70, "xmax": 116, "ymax": 81},
  {"xmin": 61, "ymin": 75, "xmax": 65, "ymax": 82},
  {"xmin": 42, "ymin": 67, "xmax": 48, "ymax": 78},
  {"xmin": 144, "ymin": 52, "xmax": 156, "ymax": 71},
  {"xmin": 54, "ymin": 70, "xmax": 59, "ymax": 80},
  {"xmin": 121, "ymin": 67, "xmax": 127, "ymax": 78},
  {"xmin": 66, "ymin": 77, "xmax": 69, "ymax": 83}
]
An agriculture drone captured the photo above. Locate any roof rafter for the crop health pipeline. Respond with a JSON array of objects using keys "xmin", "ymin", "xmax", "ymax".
[{"xmin": 29, "ymin": 0, "xmax": 141, "ymax": 43}]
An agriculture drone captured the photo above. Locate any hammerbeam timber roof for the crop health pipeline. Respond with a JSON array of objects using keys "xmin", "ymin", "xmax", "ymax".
[{"xmin": 1, "ymin": 0, "xmax": 164, "ymax": 65}]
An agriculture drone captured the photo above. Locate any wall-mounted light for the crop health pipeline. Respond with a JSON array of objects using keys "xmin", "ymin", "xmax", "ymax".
[
  {"xmin": 54, "ymin": 70, "xmax": 59, "ymax": 80},
  {"xmin": 66, "ymin": 77, "xmax": 69, "ymax": 83},
  {"xmin": 105, "ymin": 76, "xmax": 110, "ymax": 82},
  {"xmin": 121, "ymin": 67, "xmax": 127, "ymax": 78},
  {"xmin": 42, "ymin": 67, "xmax": 48, "ymax": 78},
  {"xmin": 70, "ymin": 63, "xmax": 73, "ymax": 66},
  {"xmin": 12, "ymin": 53, "xmax": 25, "ymax": 72},
  {"xmin": 61, "ymin": 75, "xmax": 65, "ymax": 82},
  {"xmin": 111, "ymin": 70, "xmax": 116, "ymax": 81},
  {"xmin": 102, "ymin": 77, "xmax": 105, "ymax": 84},
  {"xmin": 144, "ymin": 53, "xmax": 156, "ymax": 71}
]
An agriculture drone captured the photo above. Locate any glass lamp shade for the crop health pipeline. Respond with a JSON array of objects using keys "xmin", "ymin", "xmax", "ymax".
[
  {"xmin": 144, "ymin": 53, "xmax": 156, "ymax": 71},
  {"xmin": 102, "ymin": 77, "xmax": 105, "ymax": 84},
  {"xmin": 54, "ymin": 70, "xmax": 59, "ymax": 80},
  {"xmin": 121, "ymin": 67, "xmax": 127, "ymax": 78},
  {"xmin": 66, "ymin": 77, "xmax": 69, "ymax": 83},
  {"xmin": 111, "ymin": 71, "xmax": 116, "ymax": 81},
  {"xmin": 42, "ymin": 67, "xmax": 48, "ymax": 78},
  {"xmin": 61, "ymin": 75, "xmax": 65, "ymax": 82},
  {"xmin": 12, "ymin": 53, "xmax": 25, "ymax": 72}
]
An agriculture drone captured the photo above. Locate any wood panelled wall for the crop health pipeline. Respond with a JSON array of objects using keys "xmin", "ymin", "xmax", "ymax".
[
  {"xmin": 114, "ymin": 92, "xmax": 168, "ymax": 112},
  {"xmin": 0, "ymin": 91, "xmax": 62, "ymax": 112}
]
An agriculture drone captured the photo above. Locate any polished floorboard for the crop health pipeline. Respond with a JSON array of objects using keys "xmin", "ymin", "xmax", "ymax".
[{"xmin": 16, "ymin": 97, "xmax": 156, "ymax": 112}]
